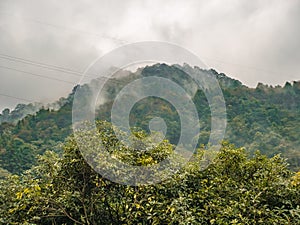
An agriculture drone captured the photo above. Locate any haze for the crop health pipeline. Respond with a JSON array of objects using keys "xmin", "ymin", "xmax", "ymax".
[{"xmin": 0, "ymin": 0, "xmax": 299, "ymax": 110}]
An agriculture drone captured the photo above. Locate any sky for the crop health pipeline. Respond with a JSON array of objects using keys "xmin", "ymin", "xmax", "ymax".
[{"xmin": 0, "ymin": 0, "xmax": 299, "ymax": 111}]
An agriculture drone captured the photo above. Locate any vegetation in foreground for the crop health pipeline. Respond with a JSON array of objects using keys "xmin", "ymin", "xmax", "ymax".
[{"xmin": 0, "ymin": 121, "xmax": 300, "ymax": 224}]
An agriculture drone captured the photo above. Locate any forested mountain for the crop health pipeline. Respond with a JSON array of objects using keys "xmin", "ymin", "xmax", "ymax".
[
  {"xmin": 0, "ymin": 103, "xmax": 42, "ymax": 125},
  {"xmin": 0, "ymin": 63, "xmax": 299, "ymax": 176},
  {"xmin": 0, "ymin": 63, "xmax": 300, "ymax": 224}
]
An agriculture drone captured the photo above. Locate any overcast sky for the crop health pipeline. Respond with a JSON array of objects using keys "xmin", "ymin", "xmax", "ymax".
[{"xmin": 0, "ymin": 0, "xmax": 299, "ymax": 110}]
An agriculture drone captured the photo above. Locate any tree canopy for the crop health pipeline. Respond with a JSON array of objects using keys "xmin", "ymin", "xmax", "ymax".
[{"xmin": 0, "ymin": 122, "xmax": 300, "ymax": 224}]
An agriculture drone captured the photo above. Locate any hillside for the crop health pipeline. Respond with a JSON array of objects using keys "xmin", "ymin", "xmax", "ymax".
[{"xmin": 0, "ymin": 63, "xmax": 299, "ymax": 176}]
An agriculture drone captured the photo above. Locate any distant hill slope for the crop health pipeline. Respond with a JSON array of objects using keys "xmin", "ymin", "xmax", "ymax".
[
  {"xmin": 0, "ymin": 103, "xmax": 42, "ymax": 124},
  {"xmin": 0, "ymin": 63, "xmax": 299, "ymax": 176}
]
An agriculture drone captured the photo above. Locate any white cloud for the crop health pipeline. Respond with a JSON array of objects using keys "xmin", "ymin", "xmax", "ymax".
[{"xmin": 0, "ymin": 0, "xmax": 299, "ymax": 110}]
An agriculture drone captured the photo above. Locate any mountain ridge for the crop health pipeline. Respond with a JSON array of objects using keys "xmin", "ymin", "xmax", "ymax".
[{"xmin": 0, "ymin": 63, "xmax": 299, "ymax": 176}]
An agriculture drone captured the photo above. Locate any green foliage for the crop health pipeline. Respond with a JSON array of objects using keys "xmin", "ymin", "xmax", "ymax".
[
  {"xmin": 0, "ymin": 125, "xmax": 299, "ymax": 224},
  {"xmin": 0, "ymin": 128, "xmax": 38, "ymax": 174},
  {"xmin": 0, "ymin": 103, "xmax": 42, "ymax": 124},
  {"xmin": 0, "ymin": 64, "xmax": 299, "ymax": 223},
  {"xmin": 0, "ymin": 64, "xmax": 299, "ymax": 175}
]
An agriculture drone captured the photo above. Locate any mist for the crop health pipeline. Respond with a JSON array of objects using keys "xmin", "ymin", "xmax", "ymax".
[{"xmin": 0, "ymin": 0, "xmax": 299, "ymax": 110}]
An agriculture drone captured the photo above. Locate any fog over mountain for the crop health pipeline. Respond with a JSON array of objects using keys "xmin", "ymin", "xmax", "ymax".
[{"xmin": 0, "ymin": 0, "xmax": 299, "ymax": 110}]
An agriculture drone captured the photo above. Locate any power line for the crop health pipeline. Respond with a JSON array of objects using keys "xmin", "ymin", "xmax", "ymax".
[
  {"xmin": 0, "ymin": 11, "xmax": 295, "ymax": 80},
  {"xmin": 0, "ymin": 53, "xmax": 129, "ymax": 85},
  {"xmin": 0, "ymin": 65, "xmax": 76, "ymax": 85},
  {"xmin": 0, "ymin": 9, "xmax": 140, "ymax": 106},
  {"xmin": 0, "ymin": 53, "xmax": 128, "ymax": 85},
  {"xmin": 0, "ymin": 65, "xmax": 127, "ymax": 105},
  {"xmin": 0, "ymin": 53, "xmax": 95, "ymax": 78},
  {"xmin": 0, "ymin": 93, "xmax": 34, "ymax": 103},
  {"xmin": 2, "ymin": 52, "xmax": 292, "ymax": 85}
]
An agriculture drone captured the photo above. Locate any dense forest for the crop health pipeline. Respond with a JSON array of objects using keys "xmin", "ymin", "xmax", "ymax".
[{"xmin": 0, "ymin": 64, "xmax": 299, "ymax": 224}]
